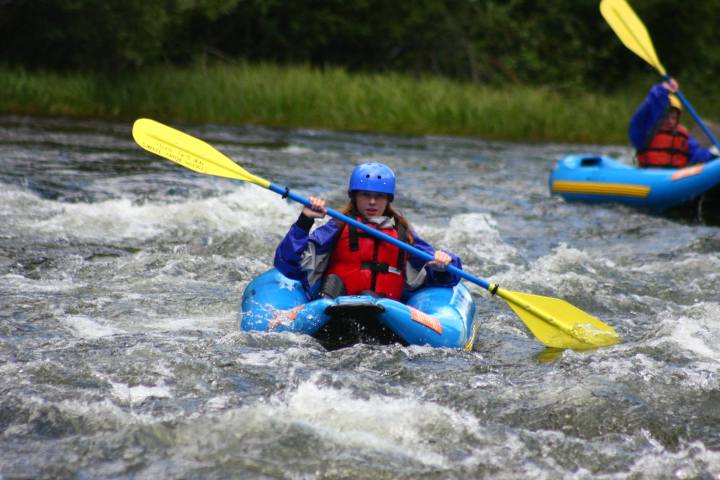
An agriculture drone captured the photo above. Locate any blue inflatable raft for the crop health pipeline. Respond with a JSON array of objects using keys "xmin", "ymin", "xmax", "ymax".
[
  {"xmin": 240, "ymin": 268, "xmax": 478, "ymax": 350},
  {"xmin": 549, "ymin": 154, "xmax": 720, "ymax": 215}
]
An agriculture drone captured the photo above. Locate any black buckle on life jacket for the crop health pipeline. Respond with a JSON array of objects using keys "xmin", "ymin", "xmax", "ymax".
[
  {"xmin": 361, "ymin": 260, "xmax": 389, "ymax": 273},
  {"xmin": 361, "ymin": 261, "xmax": 390, "ymax": 274}
]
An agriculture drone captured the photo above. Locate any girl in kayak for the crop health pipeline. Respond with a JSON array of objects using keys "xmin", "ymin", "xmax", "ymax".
[
  {"xmin": 629, "ymin": 78, "xmax": 719, "ymax": 168},
  {"xmin": 273, "ymin": 162, "xmax": 462, "ymax": 299}
]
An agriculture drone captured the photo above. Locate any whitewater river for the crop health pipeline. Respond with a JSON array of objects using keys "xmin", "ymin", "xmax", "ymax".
[{"xmin": 1, "ymin": 114, "xmax": 719, "ymax": 479}]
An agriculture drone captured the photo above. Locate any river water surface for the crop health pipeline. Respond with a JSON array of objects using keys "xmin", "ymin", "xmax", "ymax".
[{"xmin": 1, "ymin": 115, "xmax": 719, "ymax": 479}]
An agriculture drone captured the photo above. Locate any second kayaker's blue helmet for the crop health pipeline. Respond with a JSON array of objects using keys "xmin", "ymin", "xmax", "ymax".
[{"xmin": 348, "ymin": 162, "xmax": 396, "ymax": 201}]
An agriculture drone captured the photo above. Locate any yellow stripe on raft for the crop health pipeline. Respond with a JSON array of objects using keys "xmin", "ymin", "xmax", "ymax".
[{"xmin": 552, "ymin": 180, "xmax": 650, "ymax": 198}]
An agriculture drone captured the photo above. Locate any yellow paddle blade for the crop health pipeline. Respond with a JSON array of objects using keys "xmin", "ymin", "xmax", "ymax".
[
  {"xmin": 132, "ymin": 118, "xmax": 270, "ymax": 188},
  {"xmin": 600, "ymin": 0, "xmax": 666, "ymax": 76},
  {"xmin": 496, "ymin": 288, "xmax": 620, "ymax": 350}
]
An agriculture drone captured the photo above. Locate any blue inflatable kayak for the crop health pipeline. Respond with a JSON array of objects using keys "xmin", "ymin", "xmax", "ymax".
[
  {"xmin": 240, "ymin": 268, "xmax": 478, "ymax": 350},
  {"xmin": 549, "ymin": 154, "xmax": 720, "ymax": 210}
]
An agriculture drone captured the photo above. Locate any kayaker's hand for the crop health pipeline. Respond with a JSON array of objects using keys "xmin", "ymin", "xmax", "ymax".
[
  {"xmin": 426, "ymin": 250, "xmax": 452, "ymax": 271},
  {"xmin": 303, "ymin": 196, "xmax": 327, "ymax": 219},
  {"xmin": 662, "ymin": 78, "xmax": 679, "ymax": 93}
]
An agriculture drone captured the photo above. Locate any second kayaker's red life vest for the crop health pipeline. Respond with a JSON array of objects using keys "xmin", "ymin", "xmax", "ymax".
[
  {"xmin": 326, "ymin": 219, "xmax": 407, "ymax": 300},
  {"xmin": 637, "ymin": 125, "xmax": 690, "ymax": 168}
]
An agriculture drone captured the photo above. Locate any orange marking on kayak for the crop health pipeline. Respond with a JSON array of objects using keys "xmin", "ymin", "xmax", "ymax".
[
  {"xmin": 671, "ymin": 164, "xmax": 704, "ymax": 181},
  {"xmin": 409, "ymin": 307, "xmax": 442, "ymax": 335},
  {"xmin": 268, "ymin": 305, "xmax": 303, "ymax": 330}
]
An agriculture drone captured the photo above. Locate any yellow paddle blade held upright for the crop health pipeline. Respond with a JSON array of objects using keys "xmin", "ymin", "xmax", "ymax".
[
  {"xmin": 131, "ymin": 118, "xmax": 622, "ymax": 350},
  {"xmin": 132, "ymin": 118, "xmax": 270, "ymax": 188},
  {"xmin": 601, "ymin": 0, "xmax": 720, "ymax": 150},
  {"xmin": 600, "ymin": 0, "xmax": 666, "ymax": 75}
]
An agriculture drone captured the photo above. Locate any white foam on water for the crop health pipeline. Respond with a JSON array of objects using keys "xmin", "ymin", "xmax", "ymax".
[
  {"xmin": 262, "ymin": 379, "xmax": 480, "ymax": 467},
  {"xmin": 20, "ymin": 185, "xmax": 297, "ymax": 242},
  {"xmin": 622, "ymin": 440, "xmax": 720, "ymax": 479},
  {"xmin": 9, "ymin": 386, "xmax": 181, "ymax": 434},
  {"xmin": 534, "ymin": 242, "xmax": 615, "ymax": 271},
  {"xmin": 628, "ymin": 301, "xmax": 720, "ymax": 360},
  {"xmin": 56, "ymin": 397, "xmax": 178, "ymax": 425},
  {"xmin": 109, "ymin": 381, "xmax": 173, "ymax": 406},
  {"xmin": 1, "ymin": 273, "xmax": 83, "ymax": 294},
  {"xmin": 62, "ymin": 309, "xmax": 232, "ymax": 337},
  {"xmin": 205, "ymin": 396, "xmax": 231, "ymax": 411},
  {"xmin": 667, "ymin": 302, "xmax": 720, "ymax": 363},
  {"xmin": 602, "ymin": 300, "xmax": 720, "ymax": 393},
  {"xmin": 200, "ymin": 377, "xmax": 704, "ymax": 476},
  {"xmin": 234, "ymin": 350, "xmax": 290, "ymax": 368},
  {"xmin": 282, "ymin": 145, "xmax": 313, "ymax": 155},
  {"xmin": 626, "ymin": 253, "xmax": 720, "ymax": 298},
  {"xmin": 417, "ymin": 212, "xmax": 520, "ymax": 267},
  {"xmin": 217, "ymin": 329, "xmax": 313, "ymax": 348},
  {"xmin": 63, "ymin": 315, "xmax": 126, "ymax": 339},
  {"xmin": 137, "ymin": 314, "xmax": 233, "ymax": 333},
  {"xmin": 0, "ymin": 187, "xmax": 54, "ymax": 224},
  {"xmin": 7, "ymin": 395, "xmax": 174, "ymax": 435},
  {"xmin": 232, "ymin": 347, "xmax": 321, "ymax": 373},
  {"xmin": 170, "ymin": 374, "xmax": 488, "ymax": 469},
  {"xmin": 492, "ymin": 243, "xmax": 610, "ymax": 297}
]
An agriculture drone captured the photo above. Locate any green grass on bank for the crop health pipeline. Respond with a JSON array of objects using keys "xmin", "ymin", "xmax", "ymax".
[{"xmin": 1, "ymin": 63, "xmax": 716, "ymax": 144}]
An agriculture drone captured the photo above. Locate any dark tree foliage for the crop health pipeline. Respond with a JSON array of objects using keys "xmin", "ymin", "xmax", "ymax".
[
  {"xmin": 0, "ymin": 0, "xmax": 238, "ymax": 70},
  {"xmin": 0, "ymin": 0, "xmax": 170, "ymax": 70},
  {"xmin": 1, "ymin": 0, "xmax": 718, "ymax": 89}
]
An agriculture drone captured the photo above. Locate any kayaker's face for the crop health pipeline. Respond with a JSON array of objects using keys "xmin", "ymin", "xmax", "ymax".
[
  {"xmin": 355, "ymin": 191, "xmax": 389, "ymax": 218},
  {"xmin": 662, "ymin": 108, "xmax": 680, "ymax": 129}
]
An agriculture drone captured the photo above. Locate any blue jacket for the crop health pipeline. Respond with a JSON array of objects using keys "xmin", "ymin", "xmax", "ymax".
[
  {"xmin": 274, "ymin": 213, "xmax": 462, "ymax": 296},
  {"xmin": 629, "ymin": 83, "xmax": 715, "ymax": 165}
]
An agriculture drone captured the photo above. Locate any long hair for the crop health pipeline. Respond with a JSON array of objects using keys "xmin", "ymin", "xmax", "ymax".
[{"xmin": 336, "ymin": 197, "xmax": 413, "ymax": 244}]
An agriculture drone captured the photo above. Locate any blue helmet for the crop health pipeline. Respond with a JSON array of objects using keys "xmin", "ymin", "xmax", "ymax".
[{"xmin": 348, "ymin": 163, "xmax": 396, "ymax": 200}]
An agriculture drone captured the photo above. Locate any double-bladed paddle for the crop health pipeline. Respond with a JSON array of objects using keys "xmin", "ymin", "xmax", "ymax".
[
  {"xmin": 132, "ymin": 118, "xmax": 620, "ymax": 350},
  {"xmin": 600, "ymin": 0, "xmax": 720, "ymax": 149}
]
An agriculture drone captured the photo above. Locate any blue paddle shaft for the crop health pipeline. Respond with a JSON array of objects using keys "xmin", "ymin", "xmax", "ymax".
[
  {"xmin": 663, "ymin": 76, "xmax": 720, "ymax": 149},
  {"xmin": 268, "ymin": 183, "xmax": 492, "ymax": 291}
]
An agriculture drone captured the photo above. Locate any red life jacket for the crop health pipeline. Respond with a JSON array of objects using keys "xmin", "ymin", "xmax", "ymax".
[
  {"xmin": 637, "ymin": 125, "xmax": 690, "ymax": 168},
  {"xmin": 326, "ymin": 219, "xmax": 407, "ymax": 300}
]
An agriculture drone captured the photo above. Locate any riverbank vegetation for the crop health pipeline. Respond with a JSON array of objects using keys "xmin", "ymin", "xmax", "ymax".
[
  {"xmin": 3, "ymin": 63, "xmax": 719, "ymax": 144},
  {"xmin": 0, "ymin": 63, "xmax": 645, "ymax": 143},
  {"xmin": 1, "ymin": 1, "xmax": 719, "ymax": 143}
]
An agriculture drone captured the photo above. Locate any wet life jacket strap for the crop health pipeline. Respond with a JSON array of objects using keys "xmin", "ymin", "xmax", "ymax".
[
  {"xmin": 349, "ymin": 225, "xmax": 360, "ymax": 251},
  {"xmin": 361, "ymin": 261, "xmax": 401, "ymax": 275}
]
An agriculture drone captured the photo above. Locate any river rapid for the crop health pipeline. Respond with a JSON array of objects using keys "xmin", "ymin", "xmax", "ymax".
[{"xmin": 1, "ymin": 114, "xmax": 719, "ymax": 479}]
